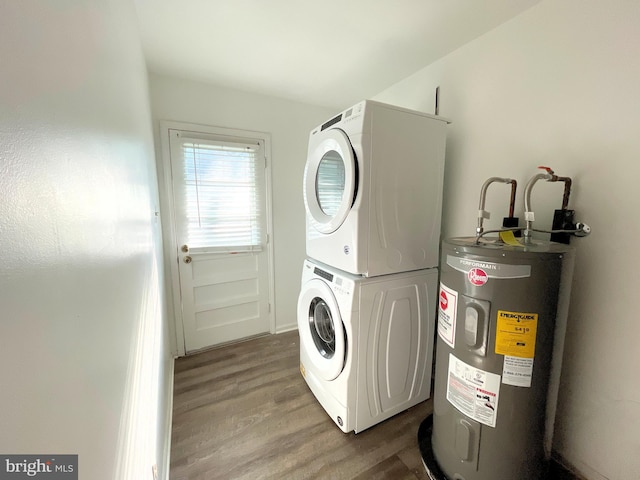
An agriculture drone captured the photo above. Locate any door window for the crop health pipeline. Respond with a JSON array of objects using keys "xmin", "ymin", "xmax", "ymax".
[
  {"xmin": 181, "ymin": 139, "xmax": 264, "ymax": 251},
  {"xmin": 309, "ymin": 297, "xmax": 335, "ymax": 359},
  {"xmin": 315, "ymin": 150, "xmax": 345, "ymax": 217}
]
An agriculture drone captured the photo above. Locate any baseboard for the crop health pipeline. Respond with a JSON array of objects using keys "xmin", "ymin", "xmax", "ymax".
[
  {"xmin": 161, "ymin": 358, "xmax": 175, "ymax": 480},
  {"xmin": 275, "ymin": 324, "xmax": 298, "ymax": 334},
  {"xmin": 550, "ymin": 454, "xmax": 587, "ymax": 480}
]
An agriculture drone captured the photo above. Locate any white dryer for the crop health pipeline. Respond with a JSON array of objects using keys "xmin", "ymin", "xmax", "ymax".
[
  {"xmin": 297, "ymin": 259, "xmax": 438, "ymax": 433},
  {"xmin": 303, "ymin": 100, "xmax": 449, "ymax": 277}
]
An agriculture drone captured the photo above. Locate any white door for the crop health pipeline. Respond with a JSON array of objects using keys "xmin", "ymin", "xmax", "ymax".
[
  {"xmin": 164, "ymin": 125, "xmax": 273, "ymax": 353},
  {"xmin": 303, "ymin": 128, "xmax": 357, "ymax": 234}
]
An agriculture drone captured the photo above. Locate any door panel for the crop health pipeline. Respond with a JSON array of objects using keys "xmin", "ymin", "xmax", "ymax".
[{"xmin": 182, "ymin": 251, "xmax": 268, "ymax": 351}]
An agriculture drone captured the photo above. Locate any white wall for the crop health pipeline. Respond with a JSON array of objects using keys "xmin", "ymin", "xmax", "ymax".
[
  {"xmin": 148, "ymin": 74, "xmax": 335, "ymax": 339},
  {"xmin": 0, "ymin": 1, "xmax": 172, "ymax": 479},
  {"xmin": 375, "ymin": 1, "xmax": 640, "ymax": 479}
]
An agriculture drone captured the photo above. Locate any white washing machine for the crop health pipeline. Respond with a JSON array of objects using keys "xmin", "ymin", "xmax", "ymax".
[
  {"xmin": 297, "ymin": 259, "xmax": 438, "ymax": 433},
  {"xmin": 303, "ymin": 100, "xmax": 449, "ymax": 277}
]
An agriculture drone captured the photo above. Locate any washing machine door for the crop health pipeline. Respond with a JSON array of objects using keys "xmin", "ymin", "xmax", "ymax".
[
  {"xmin": 297, "ymin": 278, "xmax": 346, "ymax": 381},
  {"xmin": 303, "ymin": 128, "xmax": 357, "ymax": 234}
]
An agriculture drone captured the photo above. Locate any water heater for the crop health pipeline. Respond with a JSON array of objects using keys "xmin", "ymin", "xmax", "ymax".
[{"xmin": 420, "ymin": 170, "xmax": 589, "ymax": 480}]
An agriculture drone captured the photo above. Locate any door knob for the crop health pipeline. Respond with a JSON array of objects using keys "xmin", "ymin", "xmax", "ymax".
[{"xmin": 183, "ymin": 256, "xmax": 192, "ymax": 264}]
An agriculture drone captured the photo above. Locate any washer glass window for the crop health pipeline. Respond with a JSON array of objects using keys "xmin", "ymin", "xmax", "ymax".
[
  {"xmin": 315, "ymin": 151, "xmax": 345, "ymax": 217},
  {"xmin": 309, "ymin": 297, "xmax": 335, "ymax": 359}
]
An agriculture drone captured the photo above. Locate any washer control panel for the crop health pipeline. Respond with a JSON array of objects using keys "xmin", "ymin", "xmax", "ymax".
[{"xmin": 312, "ymin": 266, "xmax": 353, "ymax": 297}]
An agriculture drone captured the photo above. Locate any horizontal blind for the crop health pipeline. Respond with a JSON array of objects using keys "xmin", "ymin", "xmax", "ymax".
[{"xmin": 181, "ymin": 138, "xmax": 264, "ymax": 250}]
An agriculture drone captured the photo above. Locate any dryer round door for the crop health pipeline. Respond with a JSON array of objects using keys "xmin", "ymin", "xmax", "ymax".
[
  {"xmin": 303, "ymin": 128, "xmax": 357, "ymax": 234},
  {"xmin": 297, "ymin": 278, "xmax": 346, "ymax": 381}
]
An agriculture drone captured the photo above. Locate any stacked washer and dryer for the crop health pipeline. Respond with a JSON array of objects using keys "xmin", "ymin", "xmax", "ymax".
[{"xmin": 297, "ymin": 100, "xmax": 450, "ymax": 433}]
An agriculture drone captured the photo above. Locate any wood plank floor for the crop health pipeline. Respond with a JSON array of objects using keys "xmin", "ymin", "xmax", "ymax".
[
  {"xmin": 169, "ymin": 330, "xmax": 434, "ymax": 480},
  {"xmin": 169, "ymin": 331, "xmax": 582, "ymax": 480}
]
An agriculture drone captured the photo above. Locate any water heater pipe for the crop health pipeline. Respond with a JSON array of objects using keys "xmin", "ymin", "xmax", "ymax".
[
  {"xmin": 476, "ymin": 177, "xmax": 517, "ymax": 239},
  {"xmin": 555, "ymin": 176, "xmax": 572, "ymax": 210},
  {"xmin": 524, "ymin": 167, "xmax": 560, "ymax": 244}
]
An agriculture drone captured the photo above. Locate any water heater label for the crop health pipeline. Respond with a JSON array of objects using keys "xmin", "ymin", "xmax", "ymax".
[
  {"xmin": 495, "ymin": 310, "xmax": 538, "ymax": 358},
  {"xmin": 438, "ymin": 283, "xmax": 458, "ymax": 348},
  {"xmin": 502, "ymin": 356, "xmax": 534, "ymax": 387},
  {"xmin": 447, "ymin": 354, "xmax": 501, "ymax": 428},
  {"xmin": 447, "ymin": 255, "xmax": 531, "ymax": 280}
]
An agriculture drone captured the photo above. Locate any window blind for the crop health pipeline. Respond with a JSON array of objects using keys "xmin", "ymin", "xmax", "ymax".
[{"xmin": 180, "ymin": 138, "xmax": 264, "ymax": 251}]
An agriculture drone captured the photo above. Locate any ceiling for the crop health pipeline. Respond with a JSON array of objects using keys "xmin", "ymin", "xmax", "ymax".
[{"xmin": 134, "ymin": 0, "xmax": 540, "ymax": 110}]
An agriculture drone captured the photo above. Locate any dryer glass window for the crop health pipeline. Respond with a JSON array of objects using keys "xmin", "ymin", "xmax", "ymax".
[
  {"xmin": 309, "ymin": 297, "xmax": 336, "ymax": 359},
  {"xmin": 316, "ymin": 151, "xmax": 345, "ymax": 216}
]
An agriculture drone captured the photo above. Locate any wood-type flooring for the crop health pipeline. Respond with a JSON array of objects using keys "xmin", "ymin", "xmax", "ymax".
[
  {"xmin": 169, "ymin": 331, "xmax": 581, "ymax": 480},
  {"xmin": 170, "ymin": 330, "xmax": 433, "ymax": 480}
]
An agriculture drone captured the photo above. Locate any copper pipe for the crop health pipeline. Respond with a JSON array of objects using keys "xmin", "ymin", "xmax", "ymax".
[
  {"xmin": 555, "ymin": 176, "xmax": 572, "ymax": 210},
  {"xmin": 508, "ymin": 180, "xmax": 517, "ymax": 218}
]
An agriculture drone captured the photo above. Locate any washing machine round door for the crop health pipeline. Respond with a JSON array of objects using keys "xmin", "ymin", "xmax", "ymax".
[
  {"xmin": 303, "ymin": 128, "xmax": 357, "ymax": 234},
  {"xmin": 297, "ymin": 278, "xmax": 346, "ymax": 381}
]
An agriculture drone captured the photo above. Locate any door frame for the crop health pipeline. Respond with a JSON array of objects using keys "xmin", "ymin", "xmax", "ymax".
[{"xmin": 158, "ymin": 120, "xmax": 275, "ymax": 357}]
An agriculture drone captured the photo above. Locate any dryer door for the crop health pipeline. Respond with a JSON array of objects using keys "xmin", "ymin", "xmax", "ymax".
[
  {"xmin": 297, "ymin": 278, "xmax": 346, "ymax": 381},
  {"xmin": 303, "ymin": 128, "xmax": 357, "ymax": 234}
]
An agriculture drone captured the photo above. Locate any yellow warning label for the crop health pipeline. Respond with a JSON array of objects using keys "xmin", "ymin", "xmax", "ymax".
[
  {"xmin": 499, "ymin": 230, "xmax": 523, "ymax": 246},
  {"xmin": 495, "ymin": 310, "xmax": 538, "ymax": 358},
  {"xmin": 300, "ymin": 362, "xmax": 306, "ymax": 378}
]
